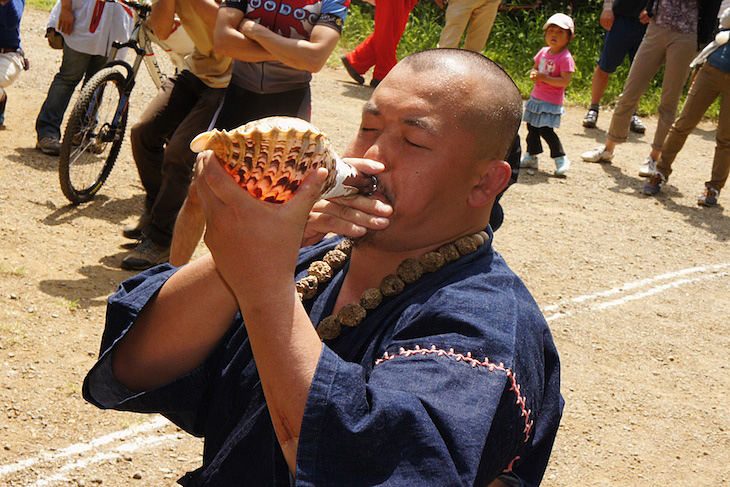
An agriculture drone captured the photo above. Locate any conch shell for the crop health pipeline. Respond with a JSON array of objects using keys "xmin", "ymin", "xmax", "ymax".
[{"xmin": 190, "ymin": 116, "xmax": 375, "ymax": 203}]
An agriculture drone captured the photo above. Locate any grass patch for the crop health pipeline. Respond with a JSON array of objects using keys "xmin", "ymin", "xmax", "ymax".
[
  {"xmin": 27, "ymin": 0, "xmax": 55, "ymax": 11},
  {"xmin": 0, "ymin": 263, "xmax": 27, "ymax": 278}
]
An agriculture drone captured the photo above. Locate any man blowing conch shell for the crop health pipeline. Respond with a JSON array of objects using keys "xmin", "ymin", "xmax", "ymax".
[{"xmin": 83, "ymin": 49, "xmax": 564, "ymax": 486}]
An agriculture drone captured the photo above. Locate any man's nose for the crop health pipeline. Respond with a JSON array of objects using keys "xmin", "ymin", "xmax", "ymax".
[{"xmin": 362, "ymin": 135, "xmax": 390, "ymax": 170}]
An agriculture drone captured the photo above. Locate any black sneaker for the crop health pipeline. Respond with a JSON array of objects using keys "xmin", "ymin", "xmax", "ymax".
[
  {"xmin": 630, "ymin": 114, "xmax": 646, "ymax": 134},
  {"xmin": 370, "ymin": 77, "xmax": 381, "ymax": 88},
  {"xmin": 340, "ymin": 55, "xmax": 364, "ymax": 84},
  {"xmin": 121, "ymin": 238, "xmax": 170, "ymax": 270},
  {"xmin": 582, "ymin": 109, "xmax": 598, "ymax": 128},
  {"xmin": 122, "ymin": 213, "xmax": 151, "ymax": 240}
]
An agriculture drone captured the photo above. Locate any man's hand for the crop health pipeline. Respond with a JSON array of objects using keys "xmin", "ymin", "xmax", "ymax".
[
  {"xmin": 58, "ymin": 0, "xmax": 74, "ymax": 35},
  {"xmin": 301, "ymin": 158, "xmax": 391, "ymax": 247},
  {"xmin": 194, "ymin": 151, "xmax": 327, "ymax": 301},
  {"xmin": 600, "ymin": 9, "xmax": 614, "ymax": 30}
]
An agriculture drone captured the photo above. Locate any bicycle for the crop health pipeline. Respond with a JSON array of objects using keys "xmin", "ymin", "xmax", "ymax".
[{"xmin": 58, "ymin": 0, "xmax": 191, "ymax": 204}]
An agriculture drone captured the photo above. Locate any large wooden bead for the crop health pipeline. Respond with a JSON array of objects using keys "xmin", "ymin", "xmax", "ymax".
[
  {"xmin": 397, "ymin": 258, "xmax": 424, "ymax": 284},
  {"xmin": 317, "ymin": 316, "xmax": 341, "ymax": 340},
  {"xmin": 438, "ymin": 243, "xmax": 460, "ymax": 262},
  {"xmin": 295, "ymin": 275, "xmax": 319, "ymax": 300},
  {"xmin": 323, "ymin": 249, "xmax": 348, "ymax": 270},
  {"xmin": 335, "ymin": 239, "xmax": 353, "ymax": 255},
  {"xmin": 360, "ymin": 287, "xmax": 383, "ymax": 310},
  {"xmin": 381, "ymin": 274, "xmax": 405, "ymax": 296},
  {"xmin": 419, "ymin": 251, "xmax": 445, "ymax": 273},
  {"xmin": 308, "ymin": 261, "xmax": 333, "ymax": 282},
  {"xmin": 337, "ymin": 303, "xmax": 367, "ymax": 327},
  {"xmin": 455, "ymin": 235, "xmax": 478, "ymax": 255}
]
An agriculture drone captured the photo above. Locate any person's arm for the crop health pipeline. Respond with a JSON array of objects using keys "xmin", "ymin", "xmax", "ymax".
[
  {"xmin": 57, "ymin": 0, "xmax": 74, "ymax": 35},
  {"xmin": 110, "ymin": 253, "xmax": 240, "ymax": 391},
  {"xmin": 600, "ymin": 0, "xmax": 614, "ymax": 30},
  {"xmin": 193, "ymin": 151, "xmax": 329, "ymax": 473},
  {"xmin": 239, "ymin": 21, "xmax": 341, "ymax": 72},
  {"xmin": 533, "ymin": 70, "xmax": 572, "ymax": 87},
  {"xmin": 146, "ymin": 0, "xmax": 176, "ymax": 40},
  {"xmin": 189, "ymin": 0, "xmax": 221, "ymax": 31},
  {"xmin": 213, "ymin": 7, "xmax": 277, "ymax": 62}
]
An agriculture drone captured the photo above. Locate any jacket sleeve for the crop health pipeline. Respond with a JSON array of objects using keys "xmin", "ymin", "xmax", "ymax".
[{"xmin": 82, "ymin": 265, "xmax": 214, "ymax": 437}]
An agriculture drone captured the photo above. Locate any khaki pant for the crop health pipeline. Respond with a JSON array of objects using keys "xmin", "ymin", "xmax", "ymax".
[
  {"xmin": 607, "ymin": 22, "xmax": 697, "ymax": 151},
  {"xmin": 0, "ymin": 51, "xmax": 23, "ymax": 99},
  {"xmin": 438, "ymin": 0, "xmax": 501, "ymax": 53},
  {"xmin": 657, "ymin": 62, "xmax": 730, "ymax": 192}
]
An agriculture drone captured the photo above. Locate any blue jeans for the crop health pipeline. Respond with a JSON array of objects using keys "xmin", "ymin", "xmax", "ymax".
[{"xmin": 35, "ymin": 44, "xmax": 108, "ymax": 140}]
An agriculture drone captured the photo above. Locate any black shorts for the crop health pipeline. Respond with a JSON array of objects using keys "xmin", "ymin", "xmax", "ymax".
[
  {"xmin": 213, "ymin": 83, "xmax": 312, "ymax": 130},
  {"xmin": 597, "ymin": 14, "xmax": 648, "ymax": 73}
]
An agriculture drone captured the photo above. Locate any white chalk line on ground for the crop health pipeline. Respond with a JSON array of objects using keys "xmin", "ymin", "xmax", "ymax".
[
  {"xmin": 0, "ymin": 416, "xmax": 168, "ymax": 476},
  {"xmin": 31, "ymin": 434, "xmax": 179, "ymax": 487},
  {"xmin": 2, "ymin": 263, "xmax": 729, "ymax": 484}
]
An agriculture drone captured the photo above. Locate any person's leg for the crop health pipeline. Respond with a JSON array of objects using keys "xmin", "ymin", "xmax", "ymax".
[
  {"xmin": 36, "ymin": 44, "xmax": 94, "ymax": 141},
  {"xmin": 346, "ymin": 32, "xmax": 377, "ymax": 75},
  {"xmin": 438, "ymin": 0, "xmax": 472, "ymax": 49},
  {"xmin": 656, "ymin": 64, "xmax": 719, "ymax": 179},
  {"xmin": 706, "ymin": 67, "xmax": 730, "ymax": 193},
  {"xmin": 83, "ymin": 54, "xmax": 109, "ymax": 85},
  {"xmin": 539, "ymin": 126, "xmax": 565, "ymax": 158},
  {"xmin": 145, "ymin": 84, "xmax": 226, "ymax": 248},
  {"xmin": 372, "ymin": 0, "xmax": 419, "ymax": 81},
  {"xmin": 606, "ymin": 22, "xmax": 669, "ymax": 149},
  {"xmin": 650, "ymin": 30, "xmax": 697, "ymax": 154},
  {"xmin": 525, "ymin": 123, "xmax": 543, "ymax": 156},
  {"xmin": 0, "ymin": 52, "xmax": 24, "ymax": 125},
  {"xmin": 462, "ymin": 0, "xmax": 500, "ymax": 53},
  {"xmin": 129, "ymin": 77, "xmax": 180, "ymax": 218}
]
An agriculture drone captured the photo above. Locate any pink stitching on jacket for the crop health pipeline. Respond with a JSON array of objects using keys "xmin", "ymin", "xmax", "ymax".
[{"xmin": 374, "ymin": 345, "xmax": 533, "ymax": 472}]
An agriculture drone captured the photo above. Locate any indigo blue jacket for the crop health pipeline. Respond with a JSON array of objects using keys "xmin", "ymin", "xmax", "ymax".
[{"xmin": 84, "ymin": 231, "xmax": 563, "ymax": 486}]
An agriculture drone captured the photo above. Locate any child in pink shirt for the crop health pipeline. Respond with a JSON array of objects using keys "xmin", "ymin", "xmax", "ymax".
[{"xmin": 520, "ymin": 13, "xmax": 575, "ymax": 176}]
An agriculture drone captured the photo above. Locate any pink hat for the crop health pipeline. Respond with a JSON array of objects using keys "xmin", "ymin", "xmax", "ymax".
[{"xmin": 543, "ymin": 13, "xmax": 574, "ymax": 36}]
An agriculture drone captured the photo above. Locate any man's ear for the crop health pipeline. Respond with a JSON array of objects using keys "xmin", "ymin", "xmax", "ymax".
[{"xmin": 467, "ymin": 160, "xmax": 511, "ymax": 208}]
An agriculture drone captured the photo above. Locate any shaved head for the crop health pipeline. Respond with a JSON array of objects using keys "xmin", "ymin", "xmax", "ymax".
[{"xmin": 395, "ymin": 49, "xmax": 522, "ymax": 161}]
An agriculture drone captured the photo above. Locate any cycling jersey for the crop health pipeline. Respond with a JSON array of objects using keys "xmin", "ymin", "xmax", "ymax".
[{"xmin": 221, "ymin": 0, "xmax": 348, "ymax": 93}]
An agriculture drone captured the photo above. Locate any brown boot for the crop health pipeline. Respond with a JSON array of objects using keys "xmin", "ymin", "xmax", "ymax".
[{"xmin": 121, "ymin": 238, "xmax": 170, "ymax": 271}]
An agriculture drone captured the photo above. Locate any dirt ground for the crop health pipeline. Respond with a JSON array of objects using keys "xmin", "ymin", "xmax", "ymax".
[{"xmin": 1, "ymin": 7, "xmax": 729, "ymax": 486}]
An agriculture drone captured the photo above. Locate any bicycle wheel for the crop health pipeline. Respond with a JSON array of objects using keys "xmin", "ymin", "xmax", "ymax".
[{"xmin": 59, "ymin": 67, "xmax": 128, "ymax": 204}]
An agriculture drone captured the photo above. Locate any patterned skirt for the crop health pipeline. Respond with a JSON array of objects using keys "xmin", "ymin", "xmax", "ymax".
[{"xmin": 522, "ymin": 96, "xmax": 564, "ymax": 128}]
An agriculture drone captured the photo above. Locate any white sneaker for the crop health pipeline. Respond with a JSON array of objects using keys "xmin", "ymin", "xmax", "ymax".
[
  {"xmin": 638, "ymin": 156, "xmax": 657, "ymax": 177},
  {"xmin": 554, "ymin": 156, "xmax": 570, "ymax": 176},
  {"xmin": 581, "ymin": 145, "xmax": 614, "ymax": 163},
  {"xmin": 520, "ymin": 153, "xmax": 538, "ymax": 169}
]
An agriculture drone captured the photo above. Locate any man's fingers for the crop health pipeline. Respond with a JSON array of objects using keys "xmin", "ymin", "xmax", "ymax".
[
  {"xmin": 310, "ymin": 198, "xmax": 390, "ymax": 231},
  {"xmin": 341, "ymin": 157, "xmax": 385, "ymax": 175}
]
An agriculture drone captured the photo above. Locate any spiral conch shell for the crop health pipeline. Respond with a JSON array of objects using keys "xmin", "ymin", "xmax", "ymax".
[{"xmin": 190, "ymin": 116, "xmax": 371, "ymax": 203}]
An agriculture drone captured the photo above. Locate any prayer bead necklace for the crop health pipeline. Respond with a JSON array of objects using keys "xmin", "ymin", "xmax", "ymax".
[{"xmin": 296, "ymin": 231, "xmax": 490, "ymax": 340}]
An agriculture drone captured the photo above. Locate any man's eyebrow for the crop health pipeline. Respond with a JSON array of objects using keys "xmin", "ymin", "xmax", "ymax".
[
  {"xmin": 404, "ymin": 117, "xmax": 438, "ymax": 135},
  {"xmin": 362, "ymin": 103, "xmax": 439, "ymax": 135}
]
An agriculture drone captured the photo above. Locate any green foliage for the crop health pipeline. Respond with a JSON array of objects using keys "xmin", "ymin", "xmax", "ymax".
[
  {"xmin": 339, "ymin": 1, "xmax": 720, "ymax": 119},
  {"xmin": 27, "ymin": 0, "xmax": 56, "ymax": 11}
]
